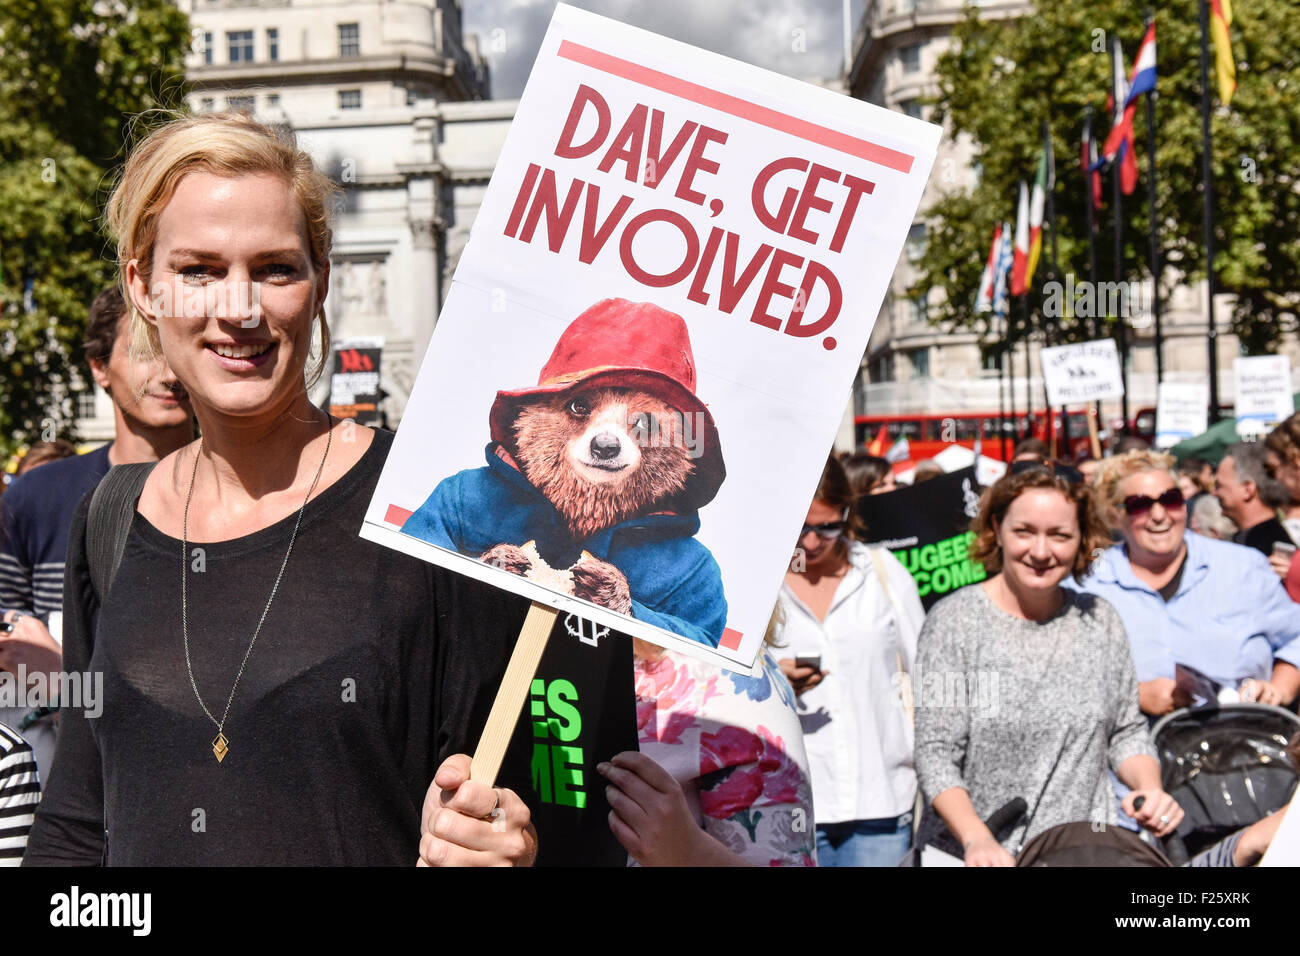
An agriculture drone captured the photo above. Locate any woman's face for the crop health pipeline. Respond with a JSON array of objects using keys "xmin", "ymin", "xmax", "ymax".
[
  {"xmin": 995, "ymin": 488, "xmax": 1080, "ymax": 593},
  {"xmin": 797, "ymin": 498, "xmax": 847, "ymax": 570},
  {"xmin": 128, "ymin": 171, "xmax": 328, "ymax": 423},
  {"xmin": 1117, "ymin": 469, "xmax": 1187, "ymax": 562}
]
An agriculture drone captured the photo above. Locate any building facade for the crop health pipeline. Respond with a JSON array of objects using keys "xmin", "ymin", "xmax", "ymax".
[
  {"xmin": 845, "ymin": 0, "xmax": 1280, "ymax": 437},
  {"xmin": 81, "ymin": 0, "xmax": 510, "ymax": 439}
]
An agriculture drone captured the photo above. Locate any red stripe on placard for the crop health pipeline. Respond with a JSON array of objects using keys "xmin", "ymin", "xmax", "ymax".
[
  {"xmin": 720, "ymin": 627, "xmax": 743, "ymax": 650},
  {"xmin": 386, "ymin": 504, "xmax": 413, "ymax": 528},
  {"xmin": 556, "ymin": 40, "xmax": 915, "ymax": 174}
]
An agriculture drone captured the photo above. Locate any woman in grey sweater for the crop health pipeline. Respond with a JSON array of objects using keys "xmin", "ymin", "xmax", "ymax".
[{"xmin": 914, "ymin": 465, "xmax": 1184, "ymax": 866}]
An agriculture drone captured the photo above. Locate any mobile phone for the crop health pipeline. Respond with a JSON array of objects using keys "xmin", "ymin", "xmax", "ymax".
[
  {"xmin": 795, "ymin": 654, "xmax": 822, "ymax": 670},
  {"xmin": 1272, "ymin": 541, "xmax": 1297, "ymax": 561}
]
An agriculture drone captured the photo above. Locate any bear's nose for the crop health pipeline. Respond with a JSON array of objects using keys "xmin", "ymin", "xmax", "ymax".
[{"xmin": 590, "ymin": 432, "xmax": 622, "ymax": 460}]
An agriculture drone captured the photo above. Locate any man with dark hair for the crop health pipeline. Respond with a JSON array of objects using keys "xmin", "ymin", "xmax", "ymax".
[
  {"xmin": 0, "ymin": 287, "xmax": 192, "ymax": 779},
  {"xmin": 1012, "ymin": 437, "xmax": 1049, "ymax": 463},
  {"xmin": 1216, "ymin": 442, "xmax": 1294, "ymax": 557}
]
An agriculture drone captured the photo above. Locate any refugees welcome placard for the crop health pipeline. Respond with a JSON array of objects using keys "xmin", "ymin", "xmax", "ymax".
[{"xmin": 360, "ymin": 3, "xmax": 940, "ymax": 670}]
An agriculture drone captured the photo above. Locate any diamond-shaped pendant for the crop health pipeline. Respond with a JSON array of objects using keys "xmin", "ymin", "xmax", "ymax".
[{"xmin": 213, "ymin": 732, "xmax": 229, "ymax": 763}]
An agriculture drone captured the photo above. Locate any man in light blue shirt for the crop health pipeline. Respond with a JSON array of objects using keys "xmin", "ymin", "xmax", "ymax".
[{"xmin": 1068, "ymin": 531, "xmax": 1300, "ymax": 712}]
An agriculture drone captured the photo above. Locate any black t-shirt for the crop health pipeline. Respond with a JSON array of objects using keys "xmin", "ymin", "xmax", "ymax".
[
  {"xmin": 1240, "ymin": 516, "xmax": 1294, "ymax": 558},
  {"xmin": 516, "ymin": 613, "xmax": 637, "ymax": 867},
  {"xmin": 23, "ymin": 428, "xmax": 534, "ymax": 866}
]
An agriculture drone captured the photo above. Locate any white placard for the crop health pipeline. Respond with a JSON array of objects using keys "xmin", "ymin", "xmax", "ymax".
[
  {"xmin": 1234, "ymin": 355, "xmax": 1293, "ymax": 435},
  {"xmin": 1039, "ymin": 339, "xmax": 1125, "ymax": 407},
  {"xmin": 359, "ymin": 3, "xmax": 941, "ymax": 670},
  {"xmin": 1154, "ymin": 381, "xmax": 1209, "ymax": 449}
]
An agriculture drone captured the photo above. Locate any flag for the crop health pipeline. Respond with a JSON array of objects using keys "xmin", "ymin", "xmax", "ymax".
[
  {"xmin": 1026, "ymin": 146, "xmax": 1049, "ymax": 287},
  {"xmin": 1081, "ymin": 110, "xmax": 1104, "ymax": 210},
  {"xmin": 992, "ymin": 219, "xmax": 1014, "ymax": 324},
  {"xmin": 1126, "ymin": 22, "xmax": 1157, "ymax": 104},
  {"xmin": 1010, "ymin": 182, "xmax": 1030, "ymax": 296},
  {"xmin": 1100, "ymin": 42, "xmax": 1139, "ymax": 195},
  {"xmin": 975, "ymin": 223, "xmax": 1002, "ymax": 312},
  {"xmin": 1210, "ymin": 0, "xmax": 1236, "ymax": 105},
  {"xmin": 866, "ymin": 422, "xmax": 888, "ymax": 456},
  {"xmin": 885, "ymin": 436, "xmax": 910, "ymax": 464}
]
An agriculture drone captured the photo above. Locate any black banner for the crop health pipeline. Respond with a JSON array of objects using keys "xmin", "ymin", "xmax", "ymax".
[{"xmin": 858, "ymin": 465, "xmax": 987, "ymax": 610}]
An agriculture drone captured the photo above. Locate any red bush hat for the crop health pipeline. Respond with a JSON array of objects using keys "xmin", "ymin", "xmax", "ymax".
[{"xmin": 489, "ymin": 298, "xmax": 726, "ymax": 511}]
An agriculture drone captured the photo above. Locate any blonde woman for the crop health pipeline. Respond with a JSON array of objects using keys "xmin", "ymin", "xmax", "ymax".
[
  {"xmin": 1072, "ymin": 450, "xmax": 1300, "ymax": 715},
  {"xmin": 24, "ymin": 113, "xmax": 534, "ymax": 866}
]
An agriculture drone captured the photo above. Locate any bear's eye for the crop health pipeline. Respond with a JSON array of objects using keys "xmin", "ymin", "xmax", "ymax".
[
  {"xmin": 567, "ymin": 396, "xmax": 591, "ymax": 417},
  {"xmin": 630, "ymin": 412, "xmax": 655, "ymax": 434}
]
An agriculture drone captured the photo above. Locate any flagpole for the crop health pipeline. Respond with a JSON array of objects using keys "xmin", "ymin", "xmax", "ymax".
[
  {"xmin": 1021, "ymin": 298, "xmax": 1032, "ymax": 443},
  {"xmin": 1110, "ymin": 36, "xmax": 1132, "ymax": 432},
  {"xmin": 1084, "ymin": 107, "xmax": 1104, "ymax": 445},
  {"xmin": 1043, "ymin": 119, "xmax": 1060, "ymax": 455},
  {"xmin": 998, "ymin": 338, "xmax": 1009, "ymax": 462},
  {"xmin": 1144, "ymin": 12, "xmax": 1164, "ymax": 387},
  {"xmin": 1198, "ymin": 0, "xmax": 1222, "ymax": 423}
]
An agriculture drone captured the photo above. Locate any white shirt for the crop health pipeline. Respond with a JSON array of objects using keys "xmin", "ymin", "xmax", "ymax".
[{"xmin": 777, "ymin": 540, "xmax": 926, "ymax": 824}]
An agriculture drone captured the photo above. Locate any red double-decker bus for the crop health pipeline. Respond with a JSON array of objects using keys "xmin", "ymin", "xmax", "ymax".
[{"xmin": 854, "ymin": 410, "xmax": 1096, "ymax": 463}]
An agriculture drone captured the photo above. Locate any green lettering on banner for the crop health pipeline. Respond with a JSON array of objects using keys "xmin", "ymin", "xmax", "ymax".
[
  {"xmin": 530, "ymin": 677, "xmax": 548, "ymax": 737},
  {"xmin": 949, "ymin": 559, "xmax": 974, "ymax": 589},
  {"xmin": 531, "ymin": 742, "xmax": 552, "ymax": 802},
  {"xmin": 552, "ymin": 745, "xmax": 586, "ymax": 808},
  {"xmin": 919, "ymin": 544, "xmax": 939, "ymax": 571},
  {"xmin": 915, "ymin": 570, "xmax": 931, "ymax": 597},
  {"xmin": 898, "ymin": 548, "xmax": 919, "ymax": 573},
  {"xmin": 547, "ymin": 679, "xmax": 582, "ymax": 742},
  {"xmin": 932, "ymin": 565, "xmax": 952, "ymax": 593},
  {"xmin": 935, "ymin": 537, "xmax": 954, "ymax": 566}
]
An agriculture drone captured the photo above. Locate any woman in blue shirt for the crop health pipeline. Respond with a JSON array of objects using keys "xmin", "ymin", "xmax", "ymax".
[{"xmin": 1071, "ymin": 451, "xmax": 1300, "ymax": 715}]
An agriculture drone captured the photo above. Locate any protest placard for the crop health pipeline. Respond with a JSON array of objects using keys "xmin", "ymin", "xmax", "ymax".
[
  {"xmin": 1040, "ymin": 339, "xmax": 1124, "ymax": 407},
  {"xmin": 329, "ymin": 337, "xmax": 384, "ymax": 425},
  {"xmin": 1233, "ymin": 355, "xmax": 1293, "ymax": 437},
  {"xmin": 1154, "ymin": 382, "xmax": 1208, "ymax": 450},
  {"xmin": 359, "ymin": 3, "xmax": 940, "ymax": 674},
  {"xmin": 859, "ymin": 466, "xmax": 985, "ymax": 611}
]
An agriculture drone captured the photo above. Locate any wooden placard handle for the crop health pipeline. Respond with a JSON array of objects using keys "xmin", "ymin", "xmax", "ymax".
[
  {"xmin": 1087, "ymin": 404, "xmax": 1102, "ymax": 459},
  {"xmin": 470, "ymin": 601, "xmax": 560, "ymax": 786}
]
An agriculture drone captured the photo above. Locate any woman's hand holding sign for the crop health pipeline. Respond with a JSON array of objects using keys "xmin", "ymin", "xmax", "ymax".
[{"xmin": 418, "ymin": 754, "xmax": 536, "ymax": 866}]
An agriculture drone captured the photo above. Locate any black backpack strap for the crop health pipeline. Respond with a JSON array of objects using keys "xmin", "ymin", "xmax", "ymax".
[{"xmin": 86, "ymin": 461, "xmax": 157, "ymax": 601}]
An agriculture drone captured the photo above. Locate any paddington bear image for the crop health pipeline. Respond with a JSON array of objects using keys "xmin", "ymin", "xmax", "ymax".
[{"xmin": 402, "ymin": 297, "xmax": 728, "ymax": 647}]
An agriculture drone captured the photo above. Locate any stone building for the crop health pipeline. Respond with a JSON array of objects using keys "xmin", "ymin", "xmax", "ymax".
[
  {"xmin": 846, "ymin": 0, "xmax": 1270, "ymax": 440},
  {"xmin": 81, "ymin": 0, "xmax": 511, "ymax": 438}
]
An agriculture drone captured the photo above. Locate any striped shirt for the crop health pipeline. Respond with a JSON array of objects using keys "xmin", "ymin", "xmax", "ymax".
[
  {"xmin": 0, "ymin": 722, "xmax": 41, "ymax": 865},
  {"xmin": 0, "ymin": 443, "xmax": 111, "ymax": 615}
]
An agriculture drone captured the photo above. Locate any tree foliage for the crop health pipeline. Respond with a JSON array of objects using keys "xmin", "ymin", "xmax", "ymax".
[
  {"xmin": 914, "ymin": 0, "xmax": 1300, "ymax": 356},
  {"xmin": 0, "ymin": 0, "xmax": 190, "ymax": 459}
]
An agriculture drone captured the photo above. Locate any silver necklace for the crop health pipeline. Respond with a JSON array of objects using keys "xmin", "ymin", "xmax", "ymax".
[{"xmin": 181, "ymin": 415, "xmax": 333, "ymax": 763}]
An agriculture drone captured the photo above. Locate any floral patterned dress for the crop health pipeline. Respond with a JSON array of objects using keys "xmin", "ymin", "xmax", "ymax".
[{"xmin": 634, "ymin": 646, "xmax": 817, "ymax": 866}]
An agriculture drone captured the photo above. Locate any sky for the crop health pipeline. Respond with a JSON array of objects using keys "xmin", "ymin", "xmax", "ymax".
[{"xmin": 462, "ymin": 0, "xmax": 867, "ymax": 99}]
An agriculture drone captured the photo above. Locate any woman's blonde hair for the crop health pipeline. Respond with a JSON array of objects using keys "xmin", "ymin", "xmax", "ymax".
[
  {"xmin": 105, "ymin": 111, "xmax": 340, "ymax": 388},
  {"xmin": 1095, "ymin": 449, "xmax": 1177, "ymax": 515}
]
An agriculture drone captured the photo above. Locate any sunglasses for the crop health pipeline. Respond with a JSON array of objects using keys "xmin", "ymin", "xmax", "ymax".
[
  {"xmin": 1122, "ymin": 487, "xmax": 1185, "ymax": 517},
  {"xmin": 800, "ymin": 520, "xmax": 846, "ymax": 540}
]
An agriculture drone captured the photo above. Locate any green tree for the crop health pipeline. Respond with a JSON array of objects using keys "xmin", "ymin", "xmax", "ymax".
[
  {"xmin": 913, "ymin": 0, "xmax": 1300, "ymax": 356},
  {"xmin": 0, "ymin": 0, "xmax": 190, "ymax": 459}
]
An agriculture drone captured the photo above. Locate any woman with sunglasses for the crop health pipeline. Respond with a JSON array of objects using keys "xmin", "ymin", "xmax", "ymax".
[
  {"xmin": 915, "ymin": 466, "xmax": 1178, "ymax": 866},
  {"xmin": 1070, "ymin": 451, "xmax": 1300, "ymax": 715},
  {"xmin": 776, "ymin": 455, "xmax": 925, "ymax": 866}
]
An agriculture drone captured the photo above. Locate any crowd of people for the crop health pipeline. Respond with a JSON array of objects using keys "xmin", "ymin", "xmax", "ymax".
[{"xmin": 1, "ymin": 110, "xmax": 1298, "ymax": 869}]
